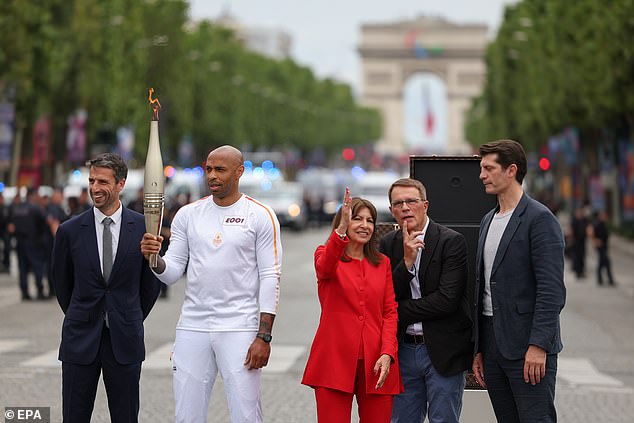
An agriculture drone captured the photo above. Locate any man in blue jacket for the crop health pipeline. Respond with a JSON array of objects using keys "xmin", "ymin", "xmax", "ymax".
[
  {"xmin": 472, "ymin": 139, "xmax": 566, "ymax": 423},
  {"xmin": 52, "ymin": 153, "xmax": 161, "ymax": 422}
]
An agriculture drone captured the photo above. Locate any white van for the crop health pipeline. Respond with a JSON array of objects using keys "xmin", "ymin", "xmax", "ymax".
[{"xmin": 357, "ymin": 171, "xmax": 400, "ymax": 223}]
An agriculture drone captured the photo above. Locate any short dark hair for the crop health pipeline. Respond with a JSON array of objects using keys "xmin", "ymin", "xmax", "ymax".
[
  {"xmin": 86, "ymin": 153, "xmax": 128, "ymax": 183},
  {"xmin": 330, "ymin": 197, "xmax": 383, "ymax": 266},
  {"xmin": 479, "ymin": 139, "xmax": 527, "ymax": 184},
  {"xmin": 388, "ymin": 178, "xmax": 427, "ymax": 203}
]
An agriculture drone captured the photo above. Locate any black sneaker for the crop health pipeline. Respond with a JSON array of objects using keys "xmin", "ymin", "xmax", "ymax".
[{"xmin": 22, "ymin": 293, "xmax": 33, "ymax": 301}]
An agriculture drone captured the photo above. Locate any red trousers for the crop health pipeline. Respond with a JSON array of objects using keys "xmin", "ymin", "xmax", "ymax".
[{"xmin": 314, "ymin": 359, "xmax": 394, "ymax": 423}]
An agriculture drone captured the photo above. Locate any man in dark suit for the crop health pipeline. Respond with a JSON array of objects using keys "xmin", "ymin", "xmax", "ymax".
[
  {"xmin": 9, "ymin": 188, "xmax": 48, "ymax": 300},
  {"xmin": 472, "ymin": 140, "xmax": 566, "ymax": 423},
  {"xmin": 51, "ymin": 153, "xmax": 161, "ymax": 423},
  {"xmin": 379, "ymin": 178, "xmax": 472, "ymax": 423}
]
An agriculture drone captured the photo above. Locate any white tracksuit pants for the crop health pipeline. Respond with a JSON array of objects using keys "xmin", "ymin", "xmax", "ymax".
[{"xmin": 172, "ymin": 329, "xmax": 262, "ymax": 423}]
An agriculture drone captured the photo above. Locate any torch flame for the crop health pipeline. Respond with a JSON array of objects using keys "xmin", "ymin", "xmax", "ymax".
[{"xmin": 148, "ymin": 88, "xmax": 161, "ymax": 121}]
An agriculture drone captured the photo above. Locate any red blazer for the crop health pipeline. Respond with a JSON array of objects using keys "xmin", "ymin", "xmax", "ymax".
[{"xmin": 302, "ymin": 231, "xmax": 402, "ymax": 395}]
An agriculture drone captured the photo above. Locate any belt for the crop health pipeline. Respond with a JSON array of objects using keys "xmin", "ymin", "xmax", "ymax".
[{"xmin": 403, "ymin": 334, "xmax": 425, "ymax": 344}]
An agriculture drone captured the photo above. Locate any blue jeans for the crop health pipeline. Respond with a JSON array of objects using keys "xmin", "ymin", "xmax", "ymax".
[{"xmin": 391, "ymin": 342, "xmax": 465, "ymax": 423}]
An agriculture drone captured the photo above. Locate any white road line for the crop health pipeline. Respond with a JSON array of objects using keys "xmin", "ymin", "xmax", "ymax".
[
  {"xmin": 0, "ymin": 339, "xmax": 28, "ymax": 354},
  {"xmin": 143, "ymin": 342, "xmax": 306, "ymax": 373},
  {"xmin": 21, "ymin": 349, "xmax": 60, "ymax": 368},
  {"xmin": 16, "ymin": 349, "xmax": 626, "ymax": 389},
  {"xmin": 558, "ymin": 357, "xmax": 623, "ymax": 387},
  {"xmin": 143, "ymin": 342, "xmax": 173, "ymax": 370},
  {"xmin": 264, "ymin": 345, "xmax": 306, "ymax": 374},
  {"xmin": 20, "ymin": 342, "xmax": 306, "ymax": 374}
]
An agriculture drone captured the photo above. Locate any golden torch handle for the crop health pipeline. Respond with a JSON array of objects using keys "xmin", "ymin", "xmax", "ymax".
[{"xmin": 143, "ymin": 193, "xmax": 164, "ymax": 267}]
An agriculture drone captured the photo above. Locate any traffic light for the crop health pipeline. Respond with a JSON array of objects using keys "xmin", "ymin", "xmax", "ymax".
[
  {"xmin": 342, "ymin": 148, "xmax": 355, "ymax": 161},
  {"xmin": 539, "ymin": 157, "xmax": 551, "ymax": 171}
]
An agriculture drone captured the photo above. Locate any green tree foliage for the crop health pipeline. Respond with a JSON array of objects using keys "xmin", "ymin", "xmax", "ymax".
[
  {"xmin": 0, "ymin": 0, "xmax": 380, "ymax": 173},
  {"xmin": 466, "ymin": 0, "xmax": 634, "ymax": 148}
]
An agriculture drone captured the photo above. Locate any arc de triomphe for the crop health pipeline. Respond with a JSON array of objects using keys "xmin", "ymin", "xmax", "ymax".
[{"xmin": 359, "ymin": 17, "xmax": 488, "ymax": 155}]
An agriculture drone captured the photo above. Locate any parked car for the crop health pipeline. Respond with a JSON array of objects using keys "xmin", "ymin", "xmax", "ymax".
[
  {"xmin": 242, "ymin": 180, "xmax": 307, "ymax": 231},
  {"xmin": 357, "ymin": 171, "xmax": 399, "ymax": 223},
  {"xmin": 297, "ymin": 167, "xmax": 355, "ymax": 224},
  {"xmin": 0, "ymin": 186, "xmax": 21, "ymax": 204},
  {"xmin": 164, "ymin": 167, "xmax": 207, "ymax": 208}
]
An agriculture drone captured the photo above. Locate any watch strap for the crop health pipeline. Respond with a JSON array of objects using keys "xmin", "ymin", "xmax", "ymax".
[{"xmin": 256, "ymin": 333, "xmax": 272, "ymax": 343}]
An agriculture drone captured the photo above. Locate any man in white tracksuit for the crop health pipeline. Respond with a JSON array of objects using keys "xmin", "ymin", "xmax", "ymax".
[{"xmin": 141, "ymin": 145, "xmax": 282, "ymax": 423}]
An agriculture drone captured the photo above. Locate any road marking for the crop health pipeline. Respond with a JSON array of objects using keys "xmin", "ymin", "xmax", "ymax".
[
  {"xmin": 19, "ymin": 342, "xmax": 305, "ymax": 373},
  {"xmin": 0, "ymin": 339, "xmax": 27, "ymax": 354},
  {"xmin": 14, "ymin": 348, "xmax": 627, "ymax": 388},
  {"xmin": 143, "ymin": 342, "xmax": 173, "ymax": 370},
  {"xmin": 264, "ymin": 345, "xmax": 306, "ymax": 374},
  {"xmin": 558, "ymin": 358, "xmax": 623, "ymax": 387},
  {"xmin": 21, "ymin": 349, "xmax": 60, "ymax": 368},
  {"xmin": 143, "ymin": 342, "xmax": 306, "ymax": 373}
]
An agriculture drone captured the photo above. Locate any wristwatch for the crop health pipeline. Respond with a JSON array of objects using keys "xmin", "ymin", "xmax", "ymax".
[{"xmin": 256, "ymin": 333, "xmax": 272, "ymax": 343}]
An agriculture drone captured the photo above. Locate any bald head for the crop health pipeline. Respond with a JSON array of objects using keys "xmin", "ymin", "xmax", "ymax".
[
  {"xmin": 205, "ymin": 145, "xmax": 245, "ymax": 206},
  {"xmin": 208, "ymin": 145, "xmax": 243, "ymax": 167}
]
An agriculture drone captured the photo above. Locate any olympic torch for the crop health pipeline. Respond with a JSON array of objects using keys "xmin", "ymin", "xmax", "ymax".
[{"xmin": 144, "ymin": 88, "xmax": 164, "ymax": 268}]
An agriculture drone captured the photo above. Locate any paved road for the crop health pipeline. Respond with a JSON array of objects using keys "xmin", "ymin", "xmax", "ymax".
[{"xmin": 1, "ymin": 225, "xmax": 633, "ymax": 422}]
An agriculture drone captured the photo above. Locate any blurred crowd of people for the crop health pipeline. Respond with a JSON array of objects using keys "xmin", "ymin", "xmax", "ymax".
[
  {"xmin": 0, "ymin": 187, "xmax": 89, "ymax": 300},
  {"xmin": 567, "ymin": 205, "xmax": 616, "ymax": 286},
  {"xmin": 0, "ymin": 186, "xmax": 191, "ymax": 301}
]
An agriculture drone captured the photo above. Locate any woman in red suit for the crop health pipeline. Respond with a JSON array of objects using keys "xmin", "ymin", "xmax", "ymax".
[{"xmin": 302, "ymin": 188, "xmax": 402, "ymax": 422}]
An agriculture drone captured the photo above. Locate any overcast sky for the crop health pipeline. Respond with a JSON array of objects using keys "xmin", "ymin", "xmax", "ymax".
[{"xmin": 188, "ymin": 0, "xmax": 518, "ymax": 91}]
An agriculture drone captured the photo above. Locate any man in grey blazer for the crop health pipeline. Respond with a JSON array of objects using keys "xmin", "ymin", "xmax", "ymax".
[{"xmin": 472, "ymin": 140, "xmax": 566, "ymax": 423}]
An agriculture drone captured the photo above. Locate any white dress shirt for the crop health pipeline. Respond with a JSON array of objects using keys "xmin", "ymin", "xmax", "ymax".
[
  {"xmin": 93, "ymin": 203, "xmax": 123, "ymax": 275},
  {"xmin": 406, "ymin": 217, "xmax": 430, "ymax": 336}
]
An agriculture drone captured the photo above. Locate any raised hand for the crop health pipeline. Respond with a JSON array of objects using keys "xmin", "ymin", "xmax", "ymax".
[
  {"xmin": 402, "ymin": 221, "xmax": 424, "ymax": 270},
  {"xmin": 336, "ymin": 187, "xmax": 352, "ymax": 236}
]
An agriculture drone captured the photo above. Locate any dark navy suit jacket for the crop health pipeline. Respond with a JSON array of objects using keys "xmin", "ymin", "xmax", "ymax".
[
  {"xmin": 52, "ymin": 206, "xmax": 160, "ymax": 365},
  {"xmin": 380, "ymin": 219, "xmax": 473, "ymax": 376},
  {"xmin": 473, "ymin": 193, "xmax": 566, "ymax": 360}
]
